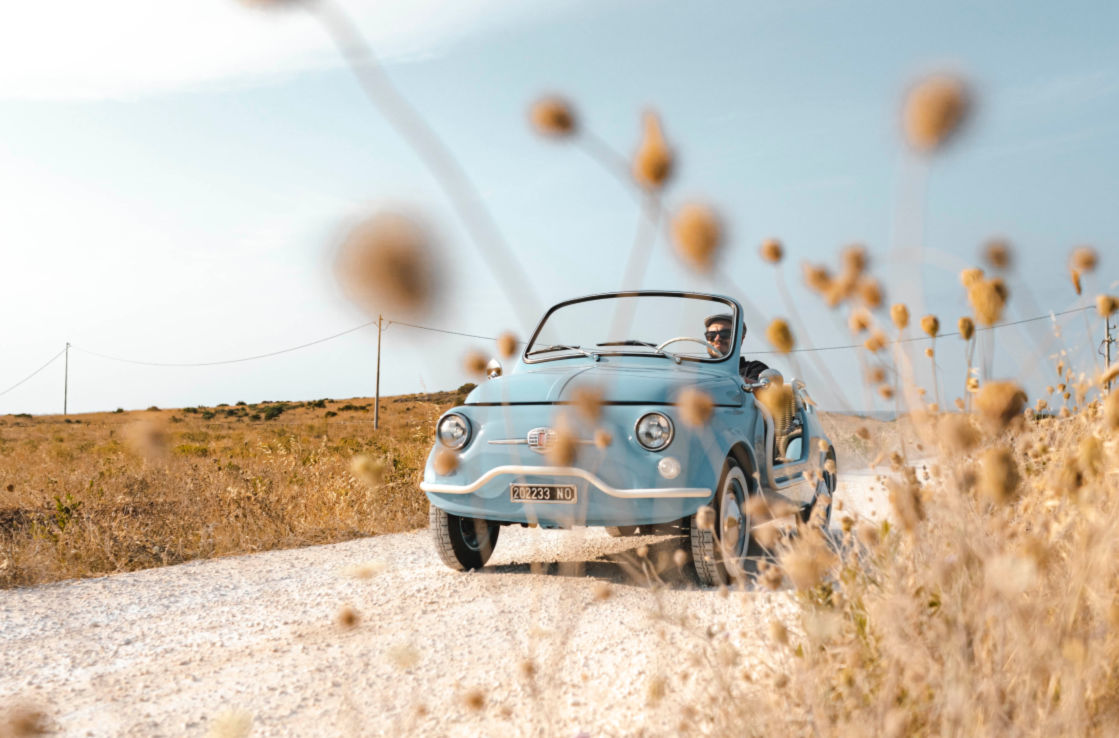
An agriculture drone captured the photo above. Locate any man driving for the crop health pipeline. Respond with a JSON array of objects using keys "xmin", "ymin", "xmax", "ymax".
[{"xmin": 704, "ymin": 314, "xmax": 770, "ymax": 382}]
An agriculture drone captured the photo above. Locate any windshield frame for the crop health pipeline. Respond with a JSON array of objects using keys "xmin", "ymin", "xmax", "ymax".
[{"xmin": 522, "ymin": 291, "xmax": 741, "ymax": 365}]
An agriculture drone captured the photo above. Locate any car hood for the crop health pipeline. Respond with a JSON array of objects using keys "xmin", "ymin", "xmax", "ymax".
[{"xmin": 465, "ymin": 360, "xmax": 743, "ymax": 406}]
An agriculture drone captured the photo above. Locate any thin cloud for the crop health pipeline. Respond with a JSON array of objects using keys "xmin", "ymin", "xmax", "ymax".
[{"xmin": 0, "ymin": 0, "xmax": 567, "ymax": 100}]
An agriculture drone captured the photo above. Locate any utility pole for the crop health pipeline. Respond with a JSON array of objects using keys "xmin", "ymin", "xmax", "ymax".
[
  {"xmin": 374, "ymin": 314, "xmax": 382, "ymax": 430},
  {"xmin": 1106, "ymin": 314, "xmax": 1115, "ymax": 394},
  {"xmin": 63, "ymin": 342, "xmax": 69, "ymax": 415}
]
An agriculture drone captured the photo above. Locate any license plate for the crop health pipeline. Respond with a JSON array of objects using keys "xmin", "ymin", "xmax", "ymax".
[{"xmin": 510, "ymin": 483, "xmax": 577, "ymax": 503}]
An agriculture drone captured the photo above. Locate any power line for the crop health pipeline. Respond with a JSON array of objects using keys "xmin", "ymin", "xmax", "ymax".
[
  {"xmin": 388, "ymin": 319, "xmax": 511, "ymax": 343},
  {"xmin": 71, "ymin": 319, "xmax": 380, "ymax": 367},
  {"xmin": 8, "ymin": 304, "xmax": 1098, "ymax": 383},
  {"xmin": 751, "ymin": 305, "xmax": 1095, "ymax": 355},
  {"xmin": 0, "ymin": 348, "xmax": 67, "ymax": 397}
]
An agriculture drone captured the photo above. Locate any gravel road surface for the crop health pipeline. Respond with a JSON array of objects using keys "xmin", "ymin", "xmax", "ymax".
[{"xmin": 1, "ymin": 473, "xmax": 887, "ymax": 737}]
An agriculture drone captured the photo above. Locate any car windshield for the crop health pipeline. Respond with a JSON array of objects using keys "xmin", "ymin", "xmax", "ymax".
[{"xmin": 525, "ymin": 293, "xmax": 738, "ymax": 363}]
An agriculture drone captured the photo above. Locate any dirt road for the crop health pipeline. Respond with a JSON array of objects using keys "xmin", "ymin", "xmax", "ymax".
[{"xmin": 1, "ymin": 473, "xmax": 887, "ymax": 737}]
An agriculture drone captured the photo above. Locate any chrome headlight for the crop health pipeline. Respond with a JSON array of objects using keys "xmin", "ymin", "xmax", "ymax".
[
  {"xmin": 436, "ymin": 413, "xmax": 471, "ymax": 450},
  {"xmin": 635, "ymin": 412, "xmax": 674, "ymax": 451}
]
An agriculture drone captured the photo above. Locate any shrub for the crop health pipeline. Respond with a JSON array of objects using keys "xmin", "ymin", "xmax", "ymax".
[{"xmin": 262, "ymin": 405, "xmax": 287, "ymax": 421}]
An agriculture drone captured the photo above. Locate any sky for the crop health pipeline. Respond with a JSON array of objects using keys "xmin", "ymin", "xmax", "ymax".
[{"xmin": 1, "ymin": 0, "xmax": 1117, "ymax": 415}]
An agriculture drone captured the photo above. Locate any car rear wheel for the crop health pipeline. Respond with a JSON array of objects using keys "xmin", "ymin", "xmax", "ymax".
[
  {"xmin": 690, "ymin": 460, "xmax": 753, "ymax": 586},
  {"xmin": 430, "ymin": 505, "xmax": 500, "ymax": 571}
]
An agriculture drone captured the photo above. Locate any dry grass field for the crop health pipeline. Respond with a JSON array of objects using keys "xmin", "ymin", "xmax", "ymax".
[{"xmin": 0, "ymin": 387, "xmax": 473, "ymax": 588}]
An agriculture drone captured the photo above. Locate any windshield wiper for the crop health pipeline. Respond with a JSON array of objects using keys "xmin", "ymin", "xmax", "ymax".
[
  {"xmin": 527, "ymin": 344, "xmax": 600, "ymax": 361},
  {"xmin": 595, "ymin": 340, "xmax": 657, "ymax": 347}
]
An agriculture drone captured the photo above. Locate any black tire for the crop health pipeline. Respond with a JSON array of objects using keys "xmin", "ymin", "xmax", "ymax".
[
  {"xmin": 430, "ymin": 505, "xmax": 499, "ymax": 571},
  {"xmin": 690, "ymin": 459, "xmax": 753, "ymax": 586},
  {"xmin": 802, "ymin": 448, "xmax": 837, "ymax": 530},
  {"xmin": 605, "ymin": 525, "xmax": 638, "ymax": 537}
]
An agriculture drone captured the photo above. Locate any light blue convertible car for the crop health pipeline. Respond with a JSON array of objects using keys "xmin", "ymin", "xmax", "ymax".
[{"xmin": 422, "ymin": 291, "xmax": 836, "ymax": 585}]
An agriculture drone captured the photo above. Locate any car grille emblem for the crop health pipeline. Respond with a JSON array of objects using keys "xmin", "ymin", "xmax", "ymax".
[{"xmin": 526, "ymin": 427, "xmax": 556, "ymax": 454}]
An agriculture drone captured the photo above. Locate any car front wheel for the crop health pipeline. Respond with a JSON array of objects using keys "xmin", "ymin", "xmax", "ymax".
[
  {"xmin": 430, "ymin": 505, "xmax": 500, "ymax": 571},
  {"xmin": 690, "ymin": 460, "xmax": 753, "ymax": 586}
]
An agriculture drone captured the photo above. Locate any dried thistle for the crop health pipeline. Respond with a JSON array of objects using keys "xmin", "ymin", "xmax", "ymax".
[
  {"xmin": 878, "ymin": 384, "xmax": 895, "ymax": 400},
  {"xmin": 855, "ymin": 520, "xmax": 880, "ymax": 548},
  {"xmin": 462, "ymin": 689, "xmax": 486, "ymax": 711},
  {"xmin": 903, "ymin": 74, "xmax": 969, "ymax": 151},
  {"xmin": 766, "ymin": 318, "xmax": 795, "ymax": 353},
  {"xmin": 983, "ymin": 238, "xmax": 1012, "ymax": 269},
  {"xmin": 337, "ymin": 605, "xmax": 359, "ymax": 629},
  {"xmin": 207, "ymin": 710, "xmax": 253, "ymax": 738},
  {"xmin": 593, "ymin": 582, "xmax": 613, "ymax": 601},
  {"xmin": 1104, "ymin": 391, "xmax": 1119, "ymax": 430},
  {"xmin": 433, "ymin": 449, "xmax": 458, "ymax": 475},
  {"xmin": 978, "ymin": 446, "xmax": 1020, "ymax": 503},
  {"xmin": 671, "ymin": 203, "xmax": 722, "ymax": 272},
  {"xmin": 760, "ymin": 238, "xmax": 784, "ymax": 264},
  {"xmin": 802, "ymin": 263, "xmax": 832, "ymax": 293},
  {"xmin": 849, "ymin": 308, "xmax": 872, "ymax": 335},
  {"xmin": 1097, "ymin": 294, "xmax": 1119, "ymax": 317},
  {"xmin": 920, "ymin": 315, "xmax": 940, "ymax": 338},
  {"xmin": 975, "ymin": 380, "xmax": 1027, "ymax": 432},
  {"xmin": 866, "ymin": 366, "xmax": 887, "ymax": 384},
  {"xmin": 857, "ymin": 276, "xmax": 884, "ymax": 309},
  {"xmin": 593, "ymin": 429, "xmax": 613, "ymax": 448},
  {"xmin": 695, "ymin": 505, "xmax": 716, "ymax": 531},
  {"xmin": 757, "ymin": 382, "xmax": 794, "ymax": 420},
  {"xmin": 123, "ymin": 420, "xmax": 169, "ymax": 463},
  {"xmin": 961, "ymin": 269, "xmax": 985, "ymax": 291},
  {"xmin": 967, "ymin": 277, "xmax": 1009, "ymax": 326},
  {"xmin": 1071, "ymin": 245, "xmax": 1099, "ymax": 272},
  {"xmin": 958, "ymin": 316, "xmax": 975, "ymax": 340},
  {"xmin": 938, "ymin": 414, "xmax": 979, "ymax": 452},
  {"xmin": 1078, "ymin": 436, "xmax": 1104, "ymax": 478},
  {"xmin": 1071, "ymin": 269, "xmax": 1083, "ymax": 296},
  {"xmin": 887, "ymin": 475, "xmax": 924, "ymax": 533},
  {"xmin": 463, "ymin": 351, "xmax": 489, "ymax": 377},
  {"xmin": 632, "ymin": 111, "xmax": 673, "ymax": 190},
  {"xmin": 890, "ymin": 303, "xmax": 910, "ymax": 330},
  {"xmin": 840, "ymin": 244, "xmax": 869, "ymax": 275},
  {"xmin": 571, "ymin": 386, "xmax": 604, "ymax": 422},
  {"xmin": 1, "ymin": 705, "xmax": 51, "ymax": 737},
  {"xmin": 779, "ymin": 533, "xmax": 836, "ymax": 589},
  {"xmin": 336, "ymin": 212, "xmax": 436, "ymax": 318},
  {"xmin": 546, "ymin": 424, "xmax": 578, "ymax": 466},
  {"xmin": 678, "ymin": 387, "xmax": 715, "ymax": 427},
  {"xmin": 864, "ymin": 330, "xmax": 887, "ymax": 353},
  {"xmin": 496, "ymin": 332, "xmax": 518, "ymax": 359},
  {"xmin": 529, "ymin": 96, "xmax": 576, "ymax": 137},
  {"xmin": 350, "ymin": 454, "xmax": 385, "ymax": 487}
]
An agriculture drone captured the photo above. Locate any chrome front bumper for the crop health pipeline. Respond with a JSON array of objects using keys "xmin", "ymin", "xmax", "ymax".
[{"xmin": 420, "ymin": 465, "xmax": 711, "ymax": 499}]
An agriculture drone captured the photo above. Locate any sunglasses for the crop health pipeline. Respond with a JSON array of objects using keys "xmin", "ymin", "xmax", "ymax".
[{"xmin": 704, "ymin": 329, "xmax": 732, "ymax": 341}]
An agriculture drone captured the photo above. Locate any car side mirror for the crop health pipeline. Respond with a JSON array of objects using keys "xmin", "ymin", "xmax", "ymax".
[
  {"xmin": 759, "ymin": 368, "xmax": 784, "ymax": 385},
  {"xmin": 744, "ymin": 367, "xmax": 784, "ymax": 392},
  {"xmin": 485, "ymin": 358, "xmax": 503, "ymax": 379}
]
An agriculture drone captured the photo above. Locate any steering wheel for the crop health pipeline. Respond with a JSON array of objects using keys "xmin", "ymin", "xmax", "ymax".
[{"xmin": 655, "ymin": 336, "xmax": 720, "ymax": 358}]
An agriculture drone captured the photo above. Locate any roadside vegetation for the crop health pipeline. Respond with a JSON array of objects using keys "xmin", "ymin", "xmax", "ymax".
[{"xmin": 0, "ymin": 388, "xmax": 472, "ymax": 588}]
